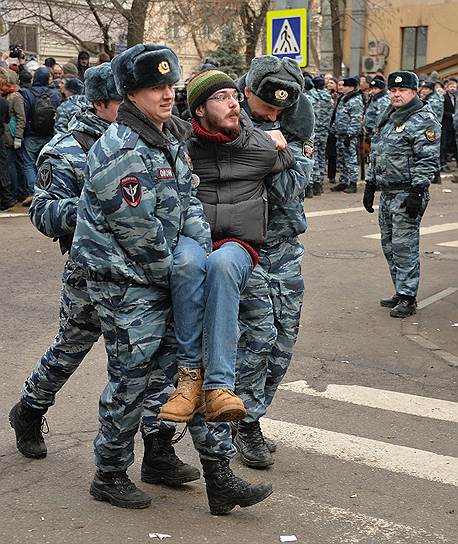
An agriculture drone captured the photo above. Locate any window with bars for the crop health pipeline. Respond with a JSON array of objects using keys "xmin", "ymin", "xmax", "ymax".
[{"xmin": 401, "ymin": 26, "xmax": 428, "ymax": 70}]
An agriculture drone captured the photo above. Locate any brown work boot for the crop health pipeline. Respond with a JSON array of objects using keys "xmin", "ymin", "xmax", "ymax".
[
  {"xmin": 159, "ymin": 368, "xmax": 203, "ymax": 423},
  {"xmin": 205, "ymin": 390, "xmax": 247, "ymax": 422}
]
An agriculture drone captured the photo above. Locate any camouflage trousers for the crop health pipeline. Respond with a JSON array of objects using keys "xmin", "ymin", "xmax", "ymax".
[
  {"xmin": 312, "ymin": 135, "xmax": 328, "ymax": 187},
  {"xmin": 378, "ymin": 191, "xmax": 429, "ymax": 298},
  {"xmin": 22, "ymin": 260, "xmax": 102, "ymax": 411},
  {"xmin": 336, "ymin": 136, "xmax": 359, "ymax": 186},
  {"xmin": 236, "ymin": 238, "xmax": 304, "ymax": 423}
]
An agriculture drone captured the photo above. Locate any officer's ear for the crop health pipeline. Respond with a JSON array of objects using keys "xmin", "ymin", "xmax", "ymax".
[{"xmin": 195, "ymin": 104, "xmax": 205, "ymax": 118}]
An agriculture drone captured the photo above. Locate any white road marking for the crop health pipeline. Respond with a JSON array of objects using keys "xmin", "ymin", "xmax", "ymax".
[
  {"xmin": 437, "ymin": 240, "xmax": 458, "ymax": 247},
  {"xmin": 0, "ymin": 213, "xmax": 28, "ymax": 218},
  {"xmin": 279, "ymin": 380, "xmax": 458, "ymax": 423},
  {"xmin": 262, "ymin": 418, "xmax": 458, "ymax": 486},
  {"xmin": 272, "ymin": 496, "xmax": 447, "ymax": 543},
  {"xmin": 308, "ymin": 205, "xmax": 378, "ymax": 218},
  {"xmin": 417, "ymin": 287, "xmax": 458, "ymax": 309},
  {"xmin": 364, "ymin": 222, "xmax": 458, "ymax": 239}
]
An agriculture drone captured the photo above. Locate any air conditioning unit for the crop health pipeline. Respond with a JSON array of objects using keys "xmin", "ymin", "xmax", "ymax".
[
  {"xmin": 367, "ymin": 40, "xmax": 388, "ymax": 56},
  {"xmin": 362, "ymin": 55, "xmax": 385, "ymax": 73}
]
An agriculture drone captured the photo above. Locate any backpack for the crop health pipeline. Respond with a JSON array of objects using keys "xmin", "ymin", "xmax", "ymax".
[{"xmin": 30, "ymin": 90, "xmax": 56, "ymax": 136}]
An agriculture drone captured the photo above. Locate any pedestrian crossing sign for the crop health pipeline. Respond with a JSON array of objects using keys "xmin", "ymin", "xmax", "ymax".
[{"xmin": 266, "ymin": 8, "xmax": 307, "ymax": 67}]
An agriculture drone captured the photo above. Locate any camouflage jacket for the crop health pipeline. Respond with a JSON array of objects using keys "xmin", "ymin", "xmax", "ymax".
[
  {"xmin": 364, "ymin": 91, "xmax": 390, "ymax": 137},
  {"xmin": 70, "ymin": 102, "xmax": 210, "ymax": 288},
  {"xmin": 54, "ymin": 95, "xmax": 91, "ymax": 135},
  {"xmin": 366, "ymin": 96, "xmax": 441, "ymax": 191},
  {"xmin": 423, "ymin": 92, "xmax": 444, "ymax": 122},
  {"xmin": 238, "ymin": 75, "xmax": 314, "ymax": 245},
  {"xmin": 331, "ymin": 90, "xmax": 364, "ymax": 138},
  {"xmin": 29, "ymin": 107, "xmax": 109, "ymax": 253}
]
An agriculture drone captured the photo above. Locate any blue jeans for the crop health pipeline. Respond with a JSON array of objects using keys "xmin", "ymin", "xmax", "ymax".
[
  {"xmin": 171, "ymin": 236, "xmax": 253, "ymax": 391},
  {"xmin": 22, "ymin": 135, "xmax": 49, "ymax": 195}
]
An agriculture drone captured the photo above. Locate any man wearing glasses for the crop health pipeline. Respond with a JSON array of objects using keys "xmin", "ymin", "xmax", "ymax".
[{"xmin": 160, "ymin": 69, "xmax": 295, "ymax": 430}]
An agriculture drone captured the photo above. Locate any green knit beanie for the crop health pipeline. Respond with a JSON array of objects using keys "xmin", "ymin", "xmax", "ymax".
[{"xmin": 187, "ymin": 69, "xmax": 237, "ymax": 117}]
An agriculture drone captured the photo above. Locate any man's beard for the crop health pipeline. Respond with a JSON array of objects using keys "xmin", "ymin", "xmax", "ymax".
[{"xmin": 204, "ymin": 108, "xmax": 240, "ymax": 137}]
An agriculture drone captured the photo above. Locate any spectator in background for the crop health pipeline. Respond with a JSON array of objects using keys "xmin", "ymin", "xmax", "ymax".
[
  {"xmin": 77, "ymin": 51, "xmax": 90, "ymax": 81},
  {"xmin": 63, "ymin": 63, "xmax": 79, "ymax": 79},
  {"xmin": 52, "ymin": 64, "xmax": 64, "ymax": 79},
  {"xmin": 54, "ymin": 78, "xmax": 89, "ymax": 134},
  {"xmin": 44, "ymin": 58, "xmax": 56, "ymax": 69},
  {"xmin": 18, "ymin": 70, "xmax": 32, "ymax": 89},
  {"xmin": 0, "ymin": 68, "xmax": 26, "ymax": 205},
  {"xmin": 441, "ymin": 78, "xmax": 458, "ymax": 170},
  {"xmin": 0, "ymin": 70, "xmax": 14, "ymax": 210},
  {"xmin": 21, "ymin": 67, "xmax": 62, "ymax": 205},
  {"xmin": 97, "ymin": 52, "xmax": 110, "ymax": 64}
]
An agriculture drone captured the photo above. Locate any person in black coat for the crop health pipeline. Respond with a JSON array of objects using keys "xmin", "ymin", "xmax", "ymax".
[{"xmin": 440, "ymin": 78, "xmax": 457, "ymax": 169}]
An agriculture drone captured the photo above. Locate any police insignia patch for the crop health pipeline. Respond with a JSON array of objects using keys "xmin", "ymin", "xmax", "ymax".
[
  {"xmin": 158, "ymin": 61, "xmax": 170, "ymax": 75},
  {"xmin": 425, "ymin": 127, "xmax": 436, "ymax": 142},
  {"xmin": 37, "ymin": 163, "xmax": 53, "ymax": 190},
  {"xmin": 275, "ymin": 89, "xmax": 288, "ymax": 100},
  {"xmin": 302, "ymin": 142, "xmax": 313, "ymax": 158},
  {"xmin": 120, "ymin": 175, "xmax": 142, "ymax": 207},
  {"xmin": 395, "ymin": 76, "xmax": 402, "ymax": 83},
  {"xmin": 191, "ymin": 173, "xmax": 200, "ymax": 188}
]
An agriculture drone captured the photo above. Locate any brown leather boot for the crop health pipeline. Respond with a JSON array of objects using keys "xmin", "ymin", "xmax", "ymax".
[
  {"xmin": 205, "ymin": 390, "xmax": 247, "ymax": 422},
  {"xmin": 159, "ymin": 368, "xmax": 204, "ymax": 423}
]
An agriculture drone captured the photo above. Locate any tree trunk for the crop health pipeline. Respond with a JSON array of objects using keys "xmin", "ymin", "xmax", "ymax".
[
  {"xmin": 239, "ymin": 0, "xmax": 270, "ymax": 67},
  {"xmin": 126, "ymin": 0, "xmax": 150, "ymax": 47},
  {"xmin": 329, "ymin": 0, "xmax": 343, "ymax": 76}
]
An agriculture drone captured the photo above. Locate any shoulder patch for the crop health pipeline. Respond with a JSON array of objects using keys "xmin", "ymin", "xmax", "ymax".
[
  {"xmin": 120, "ymin": 175, "xmax": 142, "ymax": 207},
  {"xmin": 425, "ymin": 127, "xmax": 437, "ymax": 142},
  {"xmin": 303, "ymin": 142, "xmax": 313, "ymax": 158},
  {"xmin": 37, "ymin": 163, "xmax": 53, "ymax": 190}
]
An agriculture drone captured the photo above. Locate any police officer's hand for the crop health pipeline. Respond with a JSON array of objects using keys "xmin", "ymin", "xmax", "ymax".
[
  {"xmin": 401, "ymin": 189, "xmax": 423, "ymax": 219},
  {"xmin": 344, "ymin": 136, "xmax": 351, "ymax": 148},
  {"xmin": 363, "ymin": 184, "xmax": 376, "ymax": 213},
  {"xmin": 265, "ymin": 130, "xmax": 288, "ymax": 150}
]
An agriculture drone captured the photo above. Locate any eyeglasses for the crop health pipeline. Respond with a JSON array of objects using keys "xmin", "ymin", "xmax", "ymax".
[{"xmin": 207, "ymin": 91, "xmax": 244, "ymax": 103}]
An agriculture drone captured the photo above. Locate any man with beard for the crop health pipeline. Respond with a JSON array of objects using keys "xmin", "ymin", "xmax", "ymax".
[{"xmin": 160, "ymin": 69, "xmax": 295, "ymax": 425}]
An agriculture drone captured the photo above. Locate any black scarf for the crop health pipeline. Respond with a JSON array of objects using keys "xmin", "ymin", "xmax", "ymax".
[
  {"xmin": 342, "ymin": 89, "xmax": 361, "ymax": 104},
  {"xmin": 117, "ymin": 99, "xmax": 191, "ymax": 148},
  {"xmin": 377, "ymin": 95, "xmax": 424, "ymax": 131}
]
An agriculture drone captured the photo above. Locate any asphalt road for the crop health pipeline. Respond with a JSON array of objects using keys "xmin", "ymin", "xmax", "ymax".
[{"xmin": 1, "ymin": 175, "xmax": 457, "ymax": 544}]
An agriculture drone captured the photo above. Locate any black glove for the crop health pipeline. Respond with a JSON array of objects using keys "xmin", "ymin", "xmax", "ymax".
[
  {"xmin": 401, "ymin": 189, "xmax": 424, "ymax": 219},
  {"xmin": 344, "ymin": 136, "xmax": 351, "ymax": 148},
  {"xmin": 363, "ymin": 184, "xmax": 376, "ymax": 213}
]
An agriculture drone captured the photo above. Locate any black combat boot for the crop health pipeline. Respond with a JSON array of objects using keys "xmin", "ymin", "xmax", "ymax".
[
  {"xmin": 141, "ymin": 428, "xmax": 200, "ymax": 486},
  {"xmin": 201, "ymin": 459, "xmax": 273, "ymax": 515},
  {"xmin": 264, "ymin": 437, "xmax": 277, "ymax": 453},
  {"xmin": 305, "ymin": 185, "xmax": 314, "ymax": 198},
  {"xmin": 330, "ymin": 183, "xmax": 347, "ymax": 192},
  {"xmin": 9, "ymin": 401, "xmax": 48, "ymax": 459},
  {"xmin": 380, "ymin": 294, "xmax": 400, "ymax": 308},
  {"xmin": 234, "ymin": 420, "xmax": 274, "ymax": 468},
  {"xmin": 90, "ymin": 470, "xmax": 151, "ymax": 509},
  {"xmin": 343, "ymin": 182, "xmax": 357, "ymax": 193},
  {"xmin": 313, "ymin": 182, "xmax": 322, "ymax": 196},
  {"xmin": 390, "ymin": 297, "xmax": 417, "ymax": 318}
]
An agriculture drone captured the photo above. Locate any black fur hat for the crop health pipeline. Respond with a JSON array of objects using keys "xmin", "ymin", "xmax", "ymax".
[
  {"xmin": 387, "ymin": 71, "xmax": 419, "ymax": 90},
  {"xmin": 111, "ymin": 44, "xmax": 181, "ymax": 97}
]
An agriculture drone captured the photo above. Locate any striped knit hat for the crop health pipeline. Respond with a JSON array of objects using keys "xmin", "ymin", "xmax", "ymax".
[{"xmin": 187, "ymin": 69, "xmax": 237, "ymax": 117}]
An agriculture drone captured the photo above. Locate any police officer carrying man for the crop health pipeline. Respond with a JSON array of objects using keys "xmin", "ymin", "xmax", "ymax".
[
  {"xmin": 9, "ymin": 62, "xmax": 202, "ymax": 490},
  {"xmin": 363, "ymin": 71, "xmax": 441, "ymax": 318},
  {"xmin": 330, "ymin": 77, "xmax": 364, "ymax": 193},
  {"xmin": 232, "ymin": 56, "xmax": 315, "ymax": 467}
]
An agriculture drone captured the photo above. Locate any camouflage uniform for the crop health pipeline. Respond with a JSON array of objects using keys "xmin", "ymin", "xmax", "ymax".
[
  {"xmin": 332, "ymin": 90, "xmax": 364, "ymax": 187},
  {"xmin": 234, "ymin": 82, "xmax": 314, "ymax": 423},
  {"xmin": 423, "ymin": 91, "xmax": 445, "ymax": 122},
  {"xmin": 312, "ymin": 89, "xmax": 333, "ymax": 189},
  {"xmin": 364, "ymin": 91, "xmax": 390, "ymax": 138},
  {"xmin": 54, "ymin": 95, "xmax": 91, "ymax": 135},
  {"xmin": 70, "ymin": 110, "xmax": 212, "ymax": 472},
  {"xmin": 366, "ymin": 97, "xmax": 440, "ymax": 297},
  {"xmin": 22, "ymin": 109, "xmax": 109, "ymax": 412}
]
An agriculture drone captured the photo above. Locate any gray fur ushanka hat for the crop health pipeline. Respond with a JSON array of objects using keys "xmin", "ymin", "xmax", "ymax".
[
  {"xmin": 245, "ymin": 55, "xmax": 304, "ymax": 108},
  {"xmin": 111, "ymin": 44, "xmax": 181, "ymax": 97},
  {"xmin": 84, "ymin": 62, "xmax": 121, "ymax": 102}
]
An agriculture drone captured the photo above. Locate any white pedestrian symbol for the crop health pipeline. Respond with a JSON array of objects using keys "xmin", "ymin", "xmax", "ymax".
[{"xmin": 273, "ymin": 19, "xmax": 300, "ymax": 55}]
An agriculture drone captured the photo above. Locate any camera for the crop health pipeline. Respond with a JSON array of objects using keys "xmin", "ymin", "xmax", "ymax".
[{"xmin": 9, "ymin": 44, "xmax": 23, "ymax": 59}]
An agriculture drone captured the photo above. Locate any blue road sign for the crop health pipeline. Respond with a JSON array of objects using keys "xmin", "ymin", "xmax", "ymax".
[{"xmin": 266, "ymin": 8, "xmax": 308, "ymax": 67}]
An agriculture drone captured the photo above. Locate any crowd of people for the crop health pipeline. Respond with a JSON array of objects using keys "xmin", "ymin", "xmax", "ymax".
[
  {"xmin": 4, "ymin": 41, "xmax": 456, "ymax": 516},
  {"xmin": 0, "ymin": 49, "xmax": 111, "ymax": 210}
]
